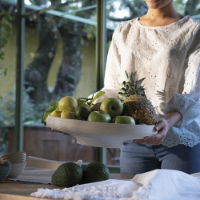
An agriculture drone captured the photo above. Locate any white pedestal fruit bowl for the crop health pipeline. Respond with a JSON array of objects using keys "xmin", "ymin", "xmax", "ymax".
[{"xmin": 46, "ymin": 116, "xmax": 156, "ymax": 148}]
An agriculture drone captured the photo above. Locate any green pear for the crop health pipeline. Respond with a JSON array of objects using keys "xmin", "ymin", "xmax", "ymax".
[
  {"xmin": 61, "ymin": 111, "xmax": 76, "ymax": 119},
  {"xmin": 58, "ymin": 96, "xmax": 77, "ymax": 112},
  {"xmin": 50, "ymin": 110, "xmax": 61, "ymax": 118}
]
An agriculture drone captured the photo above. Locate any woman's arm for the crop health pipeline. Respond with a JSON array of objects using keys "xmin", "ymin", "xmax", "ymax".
[
  {"xmin": 103, "ymin": 26, "xmax": 121, "ymax": 91},
  {"xmin": 161, "ymin": 111, "xmax": 182, "ymax": 130}
]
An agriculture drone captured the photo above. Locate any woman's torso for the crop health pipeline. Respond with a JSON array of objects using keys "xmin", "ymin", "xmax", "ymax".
[{"xmin": 114, "ymin": 16, "xmax": 200, "ymax": 114}]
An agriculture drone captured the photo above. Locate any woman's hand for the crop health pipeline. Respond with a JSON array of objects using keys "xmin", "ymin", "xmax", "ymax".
[
  {"xmin": 133, "ymin": 111, "xmax": 182, "ymax": 145},
  {"xmin": 133, "ymin": 118, "xmax": 170, "ymax": 145}
]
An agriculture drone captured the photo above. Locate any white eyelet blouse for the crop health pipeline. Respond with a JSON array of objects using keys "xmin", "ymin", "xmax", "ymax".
[{"xmin": 102, "ymin": 16, "xmax": 200, "ymax": 147}]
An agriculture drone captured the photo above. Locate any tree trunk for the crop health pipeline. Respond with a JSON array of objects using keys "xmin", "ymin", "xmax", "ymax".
[
  {"xmin": 53, "ymin": 22, "xmax": 83, "ymax": 98},
  {"xmin": 52, "ymin": 0, "xmax": 96, "ymax": 99},
  {"xmin": 25, "ymin": 0, "xmax": 96, "ymax": 103},
  {"xmin": 25, "ymin": 14, "xmax": 58, "ymax": 104}
]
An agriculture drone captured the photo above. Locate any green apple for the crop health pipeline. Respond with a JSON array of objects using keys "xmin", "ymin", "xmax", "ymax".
[
  {"xmin": 88, "ymin": 111, "xmax": 111, "ymax": 123},
  {"xmin": 58, "ymin": 96, "xmax": 77, "ymax": 112},
  {"xmin": 61, "ymin": 111, "xmax": 76, "ymax": 119},
  {"xmin": 76, "ymin": 104, "xmax": 91, "ymax": 120},
  {"xmin": 100, "ymin": 98, "xmax": 123, "ymax": 117},
  {"xmin": 50, "ymin": 110, "xmax": 61, "ymax": 118},
  {"xmin": 115, "ymin": 116, "xmax": 136, "ymax": 125}
]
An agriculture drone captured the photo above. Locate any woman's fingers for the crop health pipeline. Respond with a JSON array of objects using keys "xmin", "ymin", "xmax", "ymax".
[
  {"xmin": 133, "ymin": 128, "xmax": 167, "ymax": 145},
  {"xmin": 133, "ymin": 118, "xmax": 169, "ymax": 145},
  {"xmin": 144, "ymin": 134, "xmax": 164, "ymax": 144},
  {"xmin": 154, "ymin": 119, "xmax": 167, "ymax": 131},
  {"xmin": 132, "ymin": 139, "xmax": 146, "ymax": 143}
]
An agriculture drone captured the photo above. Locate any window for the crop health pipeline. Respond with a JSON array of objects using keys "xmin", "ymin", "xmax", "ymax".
[
  {"xmin": 1, "ymin": 0, "xmax": 99, "ymax": 163},
  {"xmin": 0, "ymin": 1, "xmax": 16, "ymax": 155},
  {"xmin": 23, "ymin": 0, "xmax": 98, "ymax": 162}
]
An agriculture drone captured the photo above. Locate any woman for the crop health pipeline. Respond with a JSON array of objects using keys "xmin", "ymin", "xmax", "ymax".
[{"xmin": 103, "ymin": 0, "xmax": 200, "ymax": 174}]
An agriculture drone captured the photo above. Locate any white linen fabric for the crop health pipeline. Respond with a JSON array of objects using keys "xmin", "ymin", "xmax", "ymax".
[
  {"xmin": 31, "ymin": 179, "xmax": 139, "ymax": 200},
  {"xmin": 30, "ymin": 169, "xmax": 200, "ymax": 200},
  {"xmin": 102, "ymin": 16, "xmax": 200, "ymax": 147}
]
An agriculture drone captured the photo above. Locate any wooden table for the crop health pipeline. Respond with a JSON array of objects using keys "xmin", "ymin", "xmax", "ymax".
[
  {"xmin": 0, "ymin": 182, "xmax": 54, "ymax": 200},
  {"xmin": 0, "ymin": 167, "xmax": 123, "ymax": 200},
  {"xmin": 0, "ymin": 168, "xmax": 56, "ymax": 200}
]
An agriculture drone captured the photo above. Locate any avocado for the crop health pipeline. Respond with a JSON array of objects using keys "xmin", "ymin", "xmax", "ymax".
[
  {"xmin": 82, "ymin": 162, "xmax": 110, "ymax": 183},
  {"xmin": 51, "ymin": 162, "xmax": 83, "ymax": 187}
]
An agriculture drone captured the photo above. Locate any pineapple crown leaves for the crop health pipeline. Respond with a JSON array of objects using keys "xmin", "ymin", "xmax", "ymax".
[
  {"xmin": 118, "ymin": 71, "xmax": 146, "ymax": 98},
  {"xmin": 156, "ymin": 90, "xmax": 165, "ymax": 101}
]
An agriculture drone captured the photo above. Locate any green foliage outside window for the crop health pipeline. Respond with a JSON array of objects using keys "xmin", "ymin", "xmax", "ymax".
[{"xmin": 0, "ymin": 10, "xmax": 12, "ymax": 77}]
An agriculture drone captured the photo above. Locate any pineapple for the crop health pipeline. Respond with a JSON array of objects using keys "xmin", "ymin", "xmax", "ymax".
[{"xmin": 119, "ymin": 71, "xmax": 157, "ymax": 125}]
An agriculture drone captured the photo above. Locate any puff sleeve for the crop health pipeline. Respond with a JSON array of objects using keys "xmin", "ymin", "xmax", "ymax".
[{"xmin": 103, "ymin": 26, "xmax": 121, "ymax": 91}]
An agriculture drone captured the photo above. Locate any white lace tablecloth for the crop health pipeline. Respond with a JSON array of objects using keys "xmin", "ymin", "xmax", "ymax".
[{"xmin": 31, "ymin": 169, "xmax": 200, "ymax": 200}]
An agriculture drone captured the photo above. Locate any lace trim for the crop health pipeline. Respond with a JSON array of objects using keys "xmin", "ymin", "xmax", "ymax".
[
  {"xmin": 129, "ymin": 184, "xmax": 152, "ymax": 200},
  {"xmin": 162, "ymin": 93, "xmax": 200, "ymax": 147}
]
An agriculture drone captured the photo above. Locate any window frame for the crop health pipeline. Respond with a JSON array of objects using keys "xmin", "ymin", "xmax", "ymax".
[{"xmin": 15, "ymin": 0, "xmax": 111, "ymax": 167}]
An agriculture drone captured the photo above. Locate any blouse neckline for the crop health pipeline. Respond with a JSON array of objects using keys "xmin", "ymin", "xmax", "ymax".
[{"xmin": 135, "ymin": 15, "xmax": 190, "ymax": 29}]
